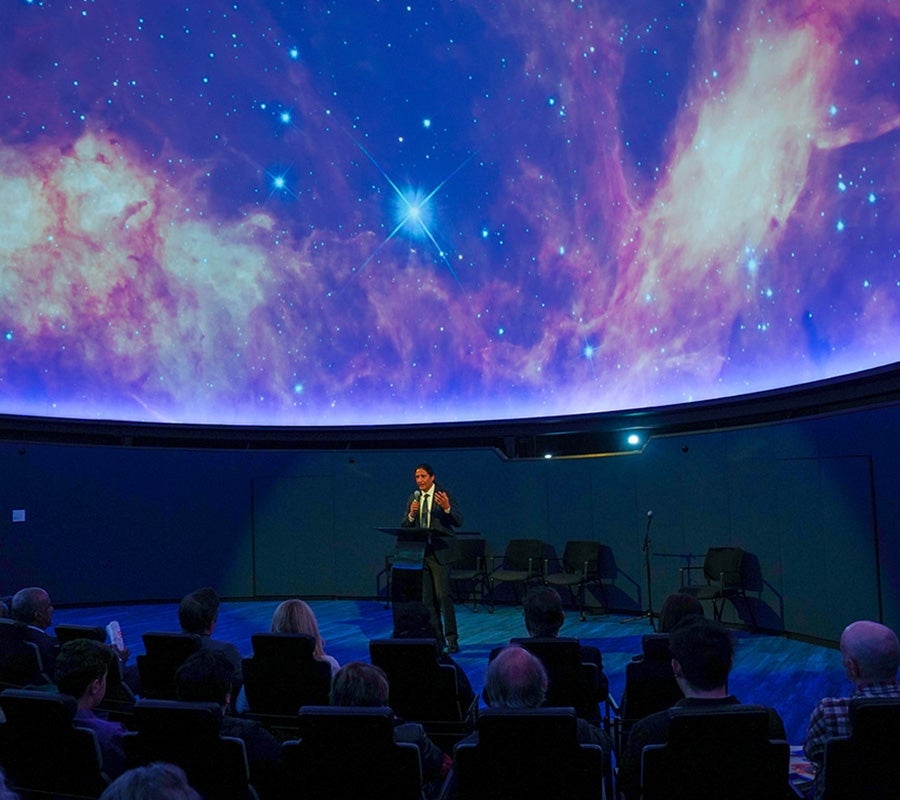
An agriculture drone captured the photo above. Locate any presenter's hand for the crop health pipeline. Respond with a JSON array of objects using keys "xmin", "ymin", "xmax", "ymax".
[
  {"xmin": 435, "ymin": 491, "xmax": 451, "ymax": 512},
  {"xmin": 410, "ymin": 499, "xmax": 420, "ymax": 515}
]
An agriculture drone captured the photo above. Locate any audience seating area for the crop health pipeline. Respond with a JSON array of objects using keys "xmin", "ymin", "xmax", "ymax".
[{"xmin": 0, "ymin": 552, "xmax": 895, "ymax": 800}]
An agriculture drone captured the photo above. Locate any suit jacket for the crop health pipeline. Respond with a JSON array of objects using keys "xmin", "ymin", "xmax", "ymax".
[
  {"xmin": 22, "ymin": 625, "xmax": 60, "ymax": 680},
  {"xmin": 400, "ymin": 484, "xmax": 463, "ymax": 565}
]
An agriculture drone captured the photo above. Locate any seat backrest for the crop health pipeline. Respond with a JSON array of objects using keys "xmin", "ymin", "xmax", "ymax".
[
  {"xmin": 561, "ymin": 540, "xmax": 600, "ymax": 574},
  {"xmin": 0, "ymin": 619, "xmax": 48, "ymax": 687},
  {"xmin": 127, "ymin": 699, "xmax": 254, "ymax": 800},
  {"xmin": 453, "ymin": 537, "xmax": 487, "ymax": 570},
  {"xmin": 0, "ymin": 688, "xmax": 109, "ymax": 797},
  {"xmin": 640, "ymin": 704, "xmax": 788, "ymax": 800},
  {"xmin": 55, "ymin": 623, "xmax": 107, "ymax": 644},
  {"xmin": 703, "ymin": 547, "xmax": 745, "ymax": 586},
  {"xmin": 282, "ymin": 706, "xmax": 423, "ymax": 800},
  {"xmin": 511, "ymin": 638, "xmax": 599, "ymax": 720},
  {"xmin": 250, "ymin": 631, "xmax": 316, "ymax": 660},
  {"xmin": 54, "ymin": 626, "xmax": 135, "ymax": 708},
  {"xmin": 503, "ymin": 539, "xmax": 544, "ymax": 570},
  {"xmin": 369, "ymin": 638, "xmax": 463, "ymax": 721},
  {"xmin": 822, "ymin": 696, "xmax": 900, "ymax": 800},
  {"xmin": 622, "ymin": 640, "xmax": 683, "ymax": 724},
  {"xmin": 455, "ymin": 707, "xmax": 603, "ymax": 799},
  {"xmin": 137, "ymin": 632, "xmax": 202, "ymax": 699},
  {"xmin": 242, "ymin": 633, "xmax": 332, "ymax": 715}
]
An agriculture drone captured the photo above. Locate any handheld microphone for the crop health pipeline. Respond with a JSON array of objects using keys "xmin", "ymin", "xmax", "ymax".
[
  {"xmin": 647, "ymin": 510, "xmax": 653, "ymax": 519},
  {"xmin": 414, "ymin": 489, "xmax": 422, "ymax": 500}
]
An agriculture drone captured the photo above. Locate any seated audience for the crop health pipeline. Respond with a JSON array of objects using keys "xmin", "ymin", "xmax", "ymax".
[
  {"xmin": 174, "ymin": 649, "xmax": 282, "ymax": 799},
  {"xmin": 98, "ymin": 763, "xmax": 200, "ymax": 800},
  {"xmin": 9, "ymin": 586, "xmax": 60, "ymax": 678},
  {"xmin": 330, "ymin": 661, "xmax": 451, "ymax": 798},
  {"xmin": 804, "ymin": 619, "xmax": 900, "ymax": 799},
  {"xmin": 178, "ymin": 587, "xmax": 243, "ymax": 689},
  {"xmin": 478, "ymin": 645, "xmax": 610, "ymax": 748},
  {"xmin": 54, "ymin": 638, "xmax": 129, "ymax": 779},
  {"xmin": 490, "ymin": 585, "xmax": 609, "ymax": 702},
  {"xmin": 270, "ymin": 598, "xmax": 340, "ymax": 674},
  {"xmin": 391, "ymin": 601, "xmax": 476, "ymax": 712},
  {"xmin": 618, "ymin": 615, "xmax": 786, "ymax": 800},
  {"xmin": 234, "ymin": 597, "xmax": 339, "ymax": 714},
  {"xmin": 618, "ymin": 593, "xmax": 703, "ymax": 719}
]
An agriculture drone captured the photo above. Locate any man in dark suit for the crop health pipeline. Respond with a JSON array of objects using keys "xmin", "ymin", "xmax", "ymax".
[
  {"xmin": 10, "ymin": 586, "xmax": 60, "ymax": 678},
  {"xmin": 178, "ymin": 586, "xmax": 243, "ymax": 691},
  {"xmin": 400, "ymin": 463, "xmax": 463, "ymax": 653}
]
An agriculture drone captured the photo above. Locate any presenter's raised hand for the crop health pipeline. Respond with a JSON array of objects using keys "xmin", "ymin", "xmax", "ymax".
[{"xmin": 435, "ymin": 490, "xmax": 450, "ymax": 512}]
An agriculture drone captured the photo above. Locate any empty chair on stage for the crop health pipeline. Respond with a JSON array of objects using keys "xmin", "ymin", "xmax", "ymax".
[
  {"xmin": 543, "ymin": 539, "xmax": 608, "ymax": 620},
  {"xmin": 486, "ymin": 538, "xmax": 544, "ymax": 612},
  {"xmin": 679, "ymin": 546, "xmax": 756, "ymax": 626},
  {"xmin": 449, "ymin": 536, "xmax": 488, "ymax": 612}
]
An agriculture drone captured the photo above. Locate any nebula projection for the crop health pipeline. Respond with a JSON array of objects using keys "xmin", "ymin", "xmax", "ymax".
[{"xmin": 1, "ymin": 0, "xmax": 898, "ymax": 425}]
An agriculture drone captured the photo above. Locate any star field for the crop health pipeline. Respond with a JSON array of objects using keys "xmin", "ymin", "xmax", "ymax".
[{"xmin": 0, "ymin": 0, "xmax": 898, "ymax": 425}]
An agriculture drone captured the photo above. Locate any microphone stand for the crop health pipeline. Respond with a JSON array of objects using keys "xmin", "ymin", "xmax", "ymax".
[{"xmin": 621, "ymin": 511, "xmax": 657, "ymax": 630}]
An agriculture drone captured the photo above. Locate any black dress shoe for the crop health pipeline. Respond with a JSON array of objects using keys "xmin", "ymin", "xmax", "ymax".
[{"xmin": 447, "ymin": 642, "xmax": 460, "ymax": 654}]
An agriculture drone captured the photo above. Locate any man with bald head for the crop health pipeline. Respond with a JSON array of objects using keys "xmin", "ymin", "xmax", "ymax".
[
  {"xmin": 9, "ymin": 586, "xmax": 59, "ymax": 678},
  {"xmin": 804, "ymin": 620, "xmax": 900, "ymax": 796}
]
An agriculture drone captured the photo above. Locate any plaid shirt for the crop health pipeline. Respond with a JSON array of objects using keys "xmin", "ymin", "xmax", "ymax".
[{"xmin": 804, "ymin": 679, "xmax": 900, "ymax": 797}]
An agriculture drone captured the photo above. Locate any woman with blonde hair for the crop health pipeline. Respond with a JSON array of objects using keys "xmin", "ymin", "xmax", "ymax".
[
  {"xmin": 234, "ymin": 598, "xmax": 341, "ymax": 714},
  {"xmin": 270, "ymin": 598, "xmax": 340, "ymax": 675}
]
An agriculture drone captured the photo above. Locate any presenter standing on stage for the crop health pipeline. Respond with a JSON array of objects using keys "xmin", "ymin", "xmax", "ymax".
[{"xmin": 401, "ymin": 463, "xmax": 463, "ymax": 653}]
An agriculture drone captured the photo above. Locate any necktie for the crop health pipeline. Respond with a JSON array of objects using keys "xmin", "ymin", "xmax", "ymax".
[{"xmin": 420, "ymin": 493, "xmax": 429, "ymax": 528}]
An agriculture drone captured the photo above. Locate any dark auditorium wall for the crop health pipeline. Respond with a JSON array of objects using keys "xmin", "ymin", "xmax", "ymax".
[{"xmin": 1, "ymin": 400, "xmax": 898, "ymax": 644}]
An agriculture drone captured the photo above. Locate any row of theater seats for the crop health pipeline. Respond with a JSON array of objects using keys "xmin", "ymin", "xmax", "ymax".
[{"xmin": 2, "ymin": 623, "xmax": 898, "ymax": 799}]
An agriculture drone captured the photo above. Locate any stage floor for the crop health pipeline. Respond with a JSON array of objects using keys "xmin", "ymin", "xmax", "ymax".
[{"xmin": 52, "ymin": 597, "xmax": 847, "ymax": 746}]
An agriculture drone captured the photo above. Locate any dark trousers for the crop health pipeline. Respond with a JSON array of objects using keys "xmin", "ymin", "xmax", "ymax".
[{"xmin": 423, "ymin": 554, "xmax": 458, "ymax": 646}]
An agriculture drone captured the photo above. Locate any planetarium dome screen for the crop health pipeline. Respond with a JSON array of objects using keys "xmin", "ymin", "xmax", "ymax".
[{"xmin": 1, "ymin": 0, "xmax": 898, "ymax": 427}]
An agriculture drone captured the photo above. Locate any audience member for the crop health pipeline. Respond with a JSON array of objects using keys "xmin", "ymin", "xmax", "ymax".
[
  {"xmin": 804, "ymin": 619, "xmax": 900, "ymax": 798},
  {"xmin": 174, "ymin": 649, "xmax": 282, "ymax": 799},
  {"xmin": 98, "ymin": 763, "xmax": 200, "ymax": 800},
  {"xmin": 490, "ymin": 585, "xmax": 609, "ymax": 703},
  {"xmin": 271, "ymin": 598, "xmax": 340, "ymax": 674},
  {"xmin": 177, "ymin": 587, "xmax": 243, "ymax": 689},
  {"xmin": 658, "ymin": 592, "xmax": 704, "ymax": 633},
  {"xmin": 331, "ymin": 661, "xmax": 451, "ymax": 797},
  {"xmin": 54, "ymin": 638, "xmax": 129, "ymax": 779},
  {"xmin": 9, "ymin": 587, "xmax": 60, "ymax": 678},
  {"xmin": 480, "ymin": 645, "xmax": 610, "ymax": 748},
  {"xmin": 618, "ymin": 615, "xmax": 786, "ymax": 800},
  {"xmin": 391, "ymin": 601, "xmax": 476, "ymax": 711},
  {"xmin": 618, "ymin": 593, "xmax": 703, "ymax": 720},
  {"xmin": 234, "ymin": 597, "xmax": 339, "ymax": 714}
]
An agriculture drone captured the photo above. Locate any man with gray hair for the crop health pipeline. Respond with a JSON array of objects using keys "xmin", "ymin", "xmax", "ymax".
[
  {"xmin": 482, "ymin": 645, "xmax": 610, "ymax": 748},
  {"xmin": 804, "ymin": 619, "xmax": 900, "ymax": 797}
]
